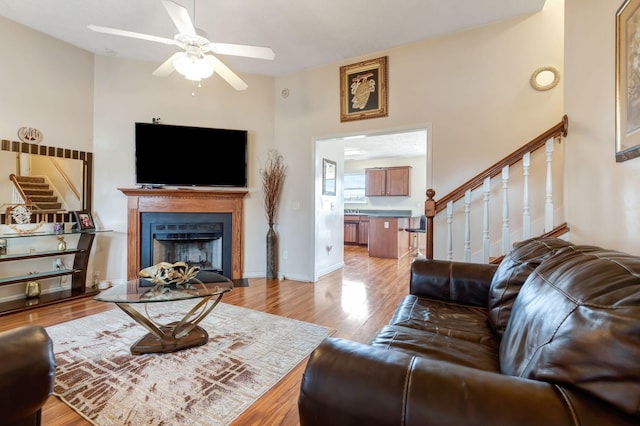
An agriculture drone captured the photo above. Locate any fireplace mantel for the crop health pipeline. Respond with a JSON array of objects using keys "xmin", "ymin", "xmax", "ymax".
[{"xmin": 119, "ymin": 188, "xmax": 248, "ymax": 280}]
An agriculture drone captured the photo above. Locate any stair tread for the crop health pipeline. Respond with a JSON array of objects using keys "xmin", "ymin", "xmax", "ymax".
[
  {"xmin": 12, "ymin": 176, "xmax": 64, "ymax": 212},
  {"xmin": 15, "ymin": 176, "xmax": 46, "ymax": 183},
  {"xmin": 23, "ymin": 191, "xmax": 54, "ymax": 196}
]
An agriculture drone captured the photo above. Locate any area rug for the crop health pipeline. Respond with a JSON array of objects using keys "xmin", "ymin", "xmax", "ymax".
[{"xmin": 47, "ymin": 301, "xmax": 332, "ymax": 425}]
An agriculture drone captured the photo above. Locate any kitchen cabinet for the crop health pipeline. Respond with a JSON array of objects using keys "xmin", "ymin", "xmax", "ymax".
[
  {"xmin": 358, "ymin": 216, "xmax": 369, "ymax": 245},
  {"xmin": 365, "ymin": 166, "xmax": 411, "ymax": 196},
  {"xmin": 344, "ymin": 221, "xmax": 358, "ymax": 244},
  {"xmin": 344, "ymin": 215, "xmax": 369, "ymax": 246}
]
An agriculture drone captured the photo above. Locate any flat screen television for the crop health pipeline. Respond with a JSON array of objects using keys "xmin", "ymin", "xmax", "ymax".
[{"xmin": 135, "ymin": 122, "xmax": 248, "ymax": 187}]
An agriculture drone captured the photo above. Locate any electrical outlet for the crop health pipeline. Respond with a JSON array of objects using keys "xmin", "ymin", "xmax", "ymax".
[
  {"xmin": 53, "ymin": 258, "xmax": 62, "ymax": 270},
  {"xmin": 282, "ymin": 250, "xmax": 289, "ymax": 260}
]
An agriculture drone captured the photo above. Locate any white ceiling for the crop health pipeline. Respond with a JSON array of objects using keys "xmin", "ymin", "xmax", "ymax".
[
  {"xmin": 0, "ymin": 0, "xmax": 545, "ymax": 161},
  {"xmin": 0, "ymin": 0, "xmax": 546, "ymax": 77},
  {"xmin": 339, "ymin": 130, "xmax": 428, "ymax": 161}
]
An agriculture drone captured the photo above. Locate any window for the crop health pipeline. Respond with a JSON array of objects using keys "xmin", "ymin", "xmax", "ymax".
[{"xmin": 344, "ymin": 173, "xmax": 366, "ymax": 203}]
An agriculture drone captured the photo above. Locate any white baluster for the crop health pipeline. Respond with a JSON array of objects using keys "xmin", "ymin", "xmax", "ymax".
[
  {"xmin": 545, "ymin": 138, "xmax": 554, "ymax": 232},
  {"xmin": 483, "ymin": 177, "xmax": 491, "ymax": 263},
  {"xmin": 447, "ymin": 201, "xmax": 453, "ymax": 260},
  {"xmin": 522, "ymin": 152, "xmax": 531, "ymax": 239},
  {"xmin": 464, "ymin": 189, "xmax": 471, "ymax": 262},
  {"xmin": 502, "ymin": 166, "xmax": 510, "ymax": 254}
]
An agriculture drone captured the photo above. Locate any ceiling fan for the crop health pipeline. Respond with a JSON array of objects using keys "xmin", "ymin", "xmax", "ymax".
[{"xmin": 88, "ymin": 0, "xmax": 275, "ymax": 90}]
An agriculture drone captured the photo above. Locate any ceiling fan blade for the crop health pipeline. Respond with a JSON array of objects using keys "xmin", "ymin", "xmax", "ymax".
[
  {"xmin": 209, "ymin": 42, "xmax": 275, "ymax": 60},
  {"xmin": 161, "ymin": 0, "xmax": 196, "ymax": 36},
  {"xmin": 204, "ymin": 55, "xmax": 248, "ymax": 91},
  {"xmin": 88, "ymin": 24, "xmax": 176, "ymax": 45},
  {"xmin": 152, "ymin": 52, "xmax": 185, "ymax": 76}
]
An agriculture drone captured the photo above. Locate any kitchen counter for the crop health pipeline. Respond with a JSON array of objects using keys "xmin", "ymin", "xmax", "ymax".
[
  {"xmin": 344, "ymin": 209, "xmax": 413, "ymax": 218},
  {"xmin": 368, "ymin": 216, "xmax": 411, "ymax": 258},
  {"xmin": 343, "ymin": 210, "xmax": 419, "ymax": 252}
]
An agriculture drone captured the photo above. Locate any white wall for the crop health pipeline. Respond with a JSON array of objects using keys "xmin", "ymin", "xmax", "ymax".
[
  {"xmin": 275, "ymin": 0, "xmax": 564, "ymax": 279},
  {"xmin": 0, "ymin": 17, "xmax": 94, "ymax": 148},
  {"xmin": 564, "ymin": 0, "xmax": 640, "ymax": 254},
  {"xmin": 0, "ymin": 0, "xmax": 567, "ymax": 288},
  {"xmin": 313, "ymin": 139, "xmax": 345, "ymax": 280},
  {"xmin": 91, "ymin": 54, "xmax": 275, "ymax": 280},
  {"xmin": 0, "ymin": 16, "xmax": 94, "ymax": 300}
]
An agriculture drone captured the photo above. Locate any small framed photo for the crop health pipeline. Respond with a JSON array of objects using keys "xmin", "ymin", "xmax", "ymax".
[
  {"xmin": 322, "ymin": 158, "xmax": 337, "ymax": 196},
  {"xmin": 73, "ymin": 211, "xmax": 95, "ymax": 231},
  {"xmin": 340, "ymin": 56, "xmax": 388, "ymax": 122}
]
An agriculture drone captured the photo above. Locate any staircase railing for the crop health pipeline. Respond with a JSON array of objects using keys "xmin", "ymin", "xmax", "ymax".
[
  {"xmin": 9, "ymin": 173, "xmax": 28, "ymax": 204},
  {"xmin": 49, "ymin": 157, "xmax": 81, "ymax": 202},
  {"xmin": 425, "ymin": 115, "xmax": 568, "ymax": 261}
]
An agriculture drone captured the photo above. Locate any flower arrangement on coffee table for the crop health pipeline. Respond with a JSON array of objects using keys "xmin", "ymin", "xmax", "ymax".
[{"xmin": 139, "ymin": 261, "xmax": 200, "ymax": 293}]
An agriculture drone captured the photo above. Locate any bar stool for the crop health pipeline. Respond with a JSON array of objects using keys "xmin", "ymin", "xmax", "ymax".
[{"xmin": 405, "ymin": 215, "xmax": 426, "ymax": 257}]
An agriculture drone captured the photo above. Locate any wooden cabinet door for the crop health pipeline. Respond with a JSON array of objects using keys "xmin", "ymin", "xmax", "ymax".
[
  {"xmin": 358, "ymin": 219, "xmax": 369, "ymax": 245},
  {"xmin": 386, "ymin": 167, "xmax": 410, "ymax": 196},
  {"xmin": 344, "ymin": 222, "xmax": 358, "ymax": 244},
  {"xmin": 365, "ymin": 169, "xmax": 386, "ymax": 196}
]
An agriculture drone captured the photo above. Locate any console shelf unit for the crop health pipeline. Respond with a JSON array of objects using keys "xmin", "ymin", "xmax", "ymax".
[{"xmin": 0, "ymin": 229, "xmax": 105, "ymax": 315}]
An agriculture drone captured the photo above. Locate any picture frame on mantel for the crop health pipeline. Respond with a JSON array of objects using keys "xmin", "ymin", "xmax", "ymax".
[
  {"xmin": 616, "ymin": 0, "xmax": 640, "ymax": 162},
  {"xmin": 340, "ymin": 56, "xmax": 388, "ymax": 122}
]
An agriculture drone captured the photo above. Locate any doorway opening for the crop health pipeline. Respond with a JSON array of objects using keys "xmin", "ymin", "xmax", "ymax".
[{"xmin": 313, "ymin": 126, "xmax": 431, "ymax": 281}]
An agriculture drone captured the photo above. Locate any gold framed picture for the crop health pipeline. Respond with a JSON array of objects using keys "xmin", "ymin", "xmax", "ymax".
[
  {"xmin": 340, "ymin": 56, "xmax": 388, "ymax": 122},
  {"xmin": 616, "ymin": 0, "xmax": 640, "ymax": 161}
]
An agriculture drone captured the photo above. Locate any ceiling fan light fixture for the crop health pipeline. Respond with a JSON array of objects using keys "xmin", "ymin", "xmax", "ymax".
[
  {"xmin": 90, "ymin": 0, "xmax": 270, "ymax": 90},
  {"xmin": 173, "ymin": 54, "xmax": 214, "ymax": 81}
]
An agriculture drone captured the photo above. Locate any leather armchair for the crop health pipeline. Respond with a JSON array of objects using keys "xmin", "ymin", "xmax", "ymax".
[{"xmin": 0, "ymin": 325, "xmax": 56, "ymax": 426}]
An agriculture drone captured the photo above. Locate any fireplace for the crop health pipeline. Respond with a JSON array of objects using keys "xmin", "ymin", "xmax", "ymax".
[
  {"xmin": 140, "ymin": 212, "xmax": 232, "ymax": 278},
  {"xmin": 119, "ymin": 188, "xmax": 247, "ymax": 280}
]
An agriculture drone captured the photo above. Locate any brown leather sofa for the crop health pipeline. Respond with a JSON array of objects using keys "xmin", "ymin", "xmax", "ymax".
[
  {"xmin": 298, "ymin": 237, "xmax": 640, "ymax": 425},
  {"xmin": 0, "ymin": 325, "xmax": 56, "ymax": 426}
]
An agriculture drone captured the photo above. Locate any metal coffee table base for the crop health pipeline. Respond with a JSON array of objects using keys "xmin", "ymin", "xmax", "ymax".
[
  {"xmin": 115, "ymin": 293, "xmax": 223, "ymax": 355},
  {"xmin": 129, "ymin": 323, "xmax": 209, "ymax": 355}
]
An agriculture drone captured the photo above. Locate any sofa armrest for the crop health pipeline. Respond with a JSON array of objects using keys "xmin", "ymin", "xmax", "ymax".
[
  {"xmin": 409, "ymin": 259, "xmax": 498, "ymax": 307},
  {"xmin": 300, "ymin": 338, "xmax": 634, "ymax": 426},
  {"xmin": 0, "ymin": 325, "xmax": 56, "ymax": 425}
]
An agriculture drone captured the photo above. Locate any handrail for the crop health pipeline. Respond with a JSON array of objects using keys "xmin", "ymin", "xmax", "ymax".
[
  {"xmin": 424, "ymin": 115, "xmax": 568, "ymax": 260},
  {"xmin": 427, "ymin": 115, "xmax": 568, "ymax": 215},
  {"xmin": 49, "ymin": 157, "xmax": 81, "ymax": 201},
  {"xmin": 8, "ymin": 173, "xmax": 29, "ymax": 203}
]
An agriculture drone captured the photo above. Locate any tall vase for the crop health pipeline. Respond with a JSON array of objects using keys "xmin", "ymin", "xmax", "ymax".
[{"xmin": 266, "ymin": 224, "xmax": 279, "ymax": 280}]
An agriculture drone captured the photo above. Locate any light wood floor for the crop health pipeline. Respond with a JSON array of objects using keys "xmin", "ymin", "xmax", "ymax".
[{"xmin": 1, "ymin": 245, "xmax": 416, "ymax": 425}]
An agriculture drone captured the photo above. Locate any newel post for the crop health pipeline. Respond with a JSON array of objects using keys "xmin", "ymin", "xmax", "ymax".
[{"xmin": 425, "ymin": 188, "xmax": 436, "ymax": 259}]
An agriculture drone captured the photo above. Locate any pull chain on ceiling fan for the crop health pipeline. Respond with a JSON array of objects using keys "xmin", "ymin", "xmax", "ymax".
[{"xmin": 88, "ymin": 0, "xmax": 275, "ymax": 90}]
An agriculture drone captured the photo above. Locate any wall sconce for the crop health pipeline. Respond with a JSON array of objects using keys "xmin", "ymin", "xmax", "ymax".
[{"xmin": 530, "ymin": 66, "xmax": 560, "ymax": 91}]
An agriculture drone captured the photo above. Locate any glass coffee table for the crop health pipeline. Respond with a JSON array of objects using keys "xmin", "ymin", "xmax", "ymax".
[{"xmin": 95, "ymin": 271, "xmax": 233, "ymax": 355}]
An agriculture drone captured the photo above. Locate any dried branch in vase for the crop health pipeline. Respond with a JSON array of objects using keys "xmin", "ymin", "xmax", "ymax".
[{"xmin": 260, "ymin": 150, "xmax": 287, "ymax": 226}]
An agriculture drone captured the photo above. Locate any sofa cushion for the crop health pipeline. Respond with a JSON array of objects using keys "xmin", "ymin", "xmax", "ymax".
[
  {"xmin": 371, "ymin": 325, "xmax": 500, "ymax": 372},
  {"xmin": 487, "ymin": 237, "xmax": 574, "ymax": 337},
  {"xmin": 390, "ymin": 295, "xmax": 497, "ymax": 346},
  {"xmin": 500, "ymin": 245, "xmax": 640, "ymax": 417}
]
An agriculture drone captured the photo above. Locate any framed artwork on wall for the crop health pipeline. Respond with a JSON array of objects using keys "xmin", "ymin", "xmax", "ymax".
[
  {"xmin": 340, "ymin": 56, "xmax": 388, "ymax": 122},
  {"xmin": 322, "ymin": 158, "xmax": 337, "ymax": 196},
  {"xmin": 616, "ymin": 0, "xmax": 640, "ymax": 161}
]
